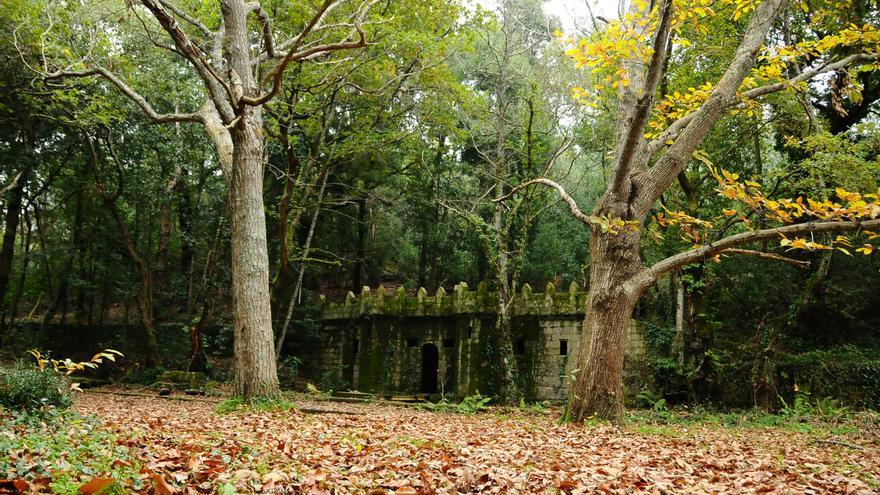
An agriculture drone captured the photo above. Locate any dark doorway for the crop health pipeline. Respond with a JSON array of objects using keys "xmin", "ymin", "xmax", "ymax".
[{"xmin": 420, "ymin": 343, "xmax": 439, "ymax": 393}]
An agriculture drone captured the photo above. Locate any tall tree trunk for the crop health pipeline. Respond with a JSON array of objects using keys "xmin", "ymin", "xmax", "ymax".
[
  {"xmin": 565, "ymin": 218, "xmax": 643, "ymax": 422},
  {"xmin": 276, "ymin": 168, "xmax": 329, "ymax": 361},
  {"xmin": 229, "ymin": 111, "xmax": 279, "ymax": 396},
  {"xmin": 224, "ymin": 0, "xmax": 279, "ymax": 398}
]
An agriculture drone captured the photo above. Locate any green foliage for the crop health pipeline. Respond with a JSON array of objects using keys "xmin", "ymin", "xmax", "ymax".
[
  {"xmin": 0, "ymin": 362, "xmax": 72, "ymax": 411},
  {"xmin": 318, "ymin": 364, "xmax": 351, "ymax": 393},
  {"xmin": 779, "ymin": 389, "xmax": 851, "ymax": 420},
  {"xmin": 421, "ymin": 392, "xmax": 492, "ymax": 414},
  {"xmin": 634, "ymin": 389, "xmax": 668, "ymax": 412},
  {"xmin": 0, "ymin": 409, "xmax": 142, "ymax": 492},
  {"xmin": 777, "ymin": 346, "xmax": 880, "ymax": 409},
  {"xmin": 215, "ymin": 396, "xmax": 295, "ymax": 414},
  {"xmin": 643, "ymin": 322, "xmax": 676, "ymax": 355}
]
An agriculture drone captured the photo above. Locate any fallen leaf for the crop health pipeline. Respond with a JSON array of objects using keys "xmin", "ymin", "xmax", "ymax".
[
  {"xmin": 78, "ymin": 478, "xmax": 114, "ymax": 495},
  {"xmin": 153, "ymin": 474, "xmax": 177, "ymax": 495}
]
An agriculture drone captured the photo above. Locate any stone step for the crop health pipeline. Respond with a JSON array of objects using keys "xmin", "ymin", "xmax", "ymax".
[
  {"xmin": 326, "ymin": 396, "xmax": 371, "ymax": 404},
  {"xmin": 333, "ymin": 390, "xmax": 375, "ymax": 399}
]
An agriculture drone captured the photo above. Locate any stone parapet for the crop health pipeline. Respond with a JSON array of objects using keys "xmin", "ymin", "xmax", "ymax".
[{"xmin": 319, "ymin": 282, "xmax": 589, "ymax": 321}]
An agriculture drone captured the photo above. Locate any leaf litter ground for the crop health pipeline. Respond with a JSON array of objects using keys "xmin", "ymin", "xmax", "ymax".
[{"xmin": 55, "ymin": 390, "xmax": 880, "ymax": 494}]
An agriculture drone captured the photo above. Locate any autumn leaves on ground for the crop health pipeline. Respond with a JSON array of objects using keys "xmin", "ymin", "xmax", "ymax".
[{"xmin": 3, "ymin": 389, "xmax": 878, "ymax": 495}]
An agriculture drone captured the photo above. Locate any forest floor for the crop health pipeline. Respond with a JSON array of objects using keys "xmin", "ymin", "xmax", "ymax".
[{"xmin": 4, "ymin": 388, "xmax": 880, "ymax": 494}]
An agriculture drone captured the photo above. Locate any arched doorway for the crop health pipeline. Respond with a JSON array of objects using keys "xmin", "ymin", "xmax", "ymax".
[{"xmin": 420, "ymin": 343, "xmax": 439, "ymax": 393}]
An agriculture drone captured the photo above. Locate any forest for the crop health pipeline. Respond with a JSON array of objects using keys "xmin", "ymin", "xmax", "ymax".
[{"xmin": 0, "ymin": 0, "xmax": 879, "ymax": 492}]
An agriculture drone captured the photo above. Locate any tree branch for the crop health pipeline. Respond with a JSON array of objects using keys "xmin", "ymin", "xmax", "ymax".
[
  {"xmin": 645, "ymin": 52, "xmax": 880, "ymax": 156},
  {"xmin": 609, "ymin": 0, "xmax": 672, "ymax": 198},
  {"xmin": 157, "ymin": 0, "xmax": 213, "ymax": 37},
  {"xmin": 494, "ymin": 178, "xmax": 592, "ymax": 225},
  {"xmin": 44, "ymin": 68, "xmax": 204, "ymax": 124},
  {"xmin": 249, "ymin": 2, "xmax": 276, "ymax": 58},
  {"xmin": 721, "ymin": 248, "xmax": 811, "ymax": 268},
  {"xmin": 639, "ymin": 219, "xmax": 880, "ymax": 287},
  {"xmin": 242, "ymin": 0, "xmax": 370, "ymax": 107},
  {"xmin": 0, "ymin": 173, "xmax": 22, "ymax": 199},
  {"xmin": 636, "ymin": 0, "xmax": 789, "ymax": 213},
  {"xmin": 140, "ymin": 0, "xmax": 236, "ymax": 122}
]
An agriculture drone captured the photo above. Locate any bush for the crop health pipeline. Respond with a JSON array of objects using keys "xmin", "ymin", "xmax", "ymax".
[
  {"xmin": 0, "ymin": 363, "xmax": 72, "ymax": 411},
  {"xmin": 777, "ymin": 346, "xmax": 880, "ymax": 409}
]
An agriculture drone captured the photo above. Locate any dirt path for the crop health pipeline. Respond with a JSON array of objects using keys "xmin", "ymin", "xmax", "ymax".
[{"xmin": 75, "ymin": 391, "xmax": 879, "ymax": 494}]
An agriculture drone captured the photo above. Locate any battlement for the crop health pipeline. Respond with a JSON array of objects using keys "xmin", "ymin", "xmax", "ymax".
[{"xmin": 319, "ymin": 281, "xmax": 588, "ymax": 320}]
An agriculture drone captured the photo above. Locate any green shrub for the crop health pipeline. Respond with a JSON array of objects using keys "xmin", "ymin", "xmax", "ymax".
[
  {"xmin": 0, "ymin": 363, "xmax": 72, "ymax": 411},
  {"xmin": 776, "ymin": 346, "xmax": 880, "ymax": 409}
]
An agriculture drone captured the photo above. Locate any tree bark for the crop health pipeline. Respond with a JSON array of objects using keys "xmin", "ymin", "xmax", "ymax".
[
  {"xmin": 565, "ymin": 214, "xmax": 643, "ymax": 422},
  {"xmin": 228, "ymin": 108, "xmax": 280, "ymax": 396}
]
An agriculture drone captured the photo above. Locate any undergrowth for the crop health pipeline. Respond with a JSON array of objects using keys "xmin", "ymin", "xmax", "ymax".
[
  {"xmin": 215, "ymin": 396, "xmax": 296, "ymax": 414},
  {"xmin": 0, "ymin": 408, "xmax": 142, "ymax": 493},
  {"xmin": 622, "ymin": 393, "xmax": 878, "ymax": 437}
]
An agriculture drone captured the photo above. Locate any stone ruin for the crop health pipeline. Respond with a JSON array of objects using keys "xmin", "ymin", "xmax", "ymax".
[{"xmin": 303, "ymin": 282, "xmax": 646, "ymax": 401}]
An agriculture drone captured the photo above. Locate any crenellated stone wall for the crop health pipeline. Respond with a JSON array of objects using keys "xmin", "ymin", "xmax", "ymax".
[{"xmin": 311, "ymin": 282, "xmax": 646, "ymax": 401}]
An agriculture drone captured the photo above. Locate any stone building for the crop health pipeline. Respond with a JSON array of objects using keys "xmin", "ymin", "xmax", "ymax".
[{"xmin": 309, "ymin": 282, "xmax": 646, "ymax": 401}]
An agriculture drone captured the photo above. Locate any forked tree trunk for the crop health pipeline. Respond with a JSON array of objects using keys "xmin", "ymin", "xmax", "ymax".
[{"xmin": 229, "ymin": 107, "xmax": 279, "ymax": 397}]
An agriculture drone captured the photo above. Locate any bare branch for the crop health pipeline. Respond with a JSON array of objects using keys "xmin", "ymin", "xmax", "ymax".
[
  {"xmin": 157, "ymin": 0, "xmax": 212, "ymax": 37},
  {"xmin": 639, "ymin": 218, "xmax": 880, "ymax": 286},
  {"xmin": 45, "ymin": 68, "xmax": 203, "ymax": 124},
  {"xmin": 242, "ymin": 0, "xmax": 371, "ymax": 107},
  {"xmin": 494, "ymin": 178, "xmax": 592, "ymax": 225},
  {"xmin": 721, "ymin": 248, "xmax": 811, "ymax": 268}
]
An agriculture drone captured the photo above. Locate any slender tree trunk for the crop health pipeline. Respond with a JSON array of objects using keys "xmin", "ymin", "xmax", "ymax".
[
  {"xmin": 84, "ymin": 135, "xmax": 159, "ymax": 366},
  {"xmin": 9, "ymin": 209, "xmax": 32, "ymax": 325},
  {"xmin": 188, "ymin": 303, "xmax": 209, "ymax": 372},
  {"xmin": 177, "ymin": 171, "xmax": 196, "ymax": 312},
  {"xmin": 352, "ymin": 197, "xmax": 368, "ymax": 291},
  {"xmin": 276, "ymin": 169, "xmax": 329, "ymax": 361},
  {"xmin": 0, "ymin": 162, "xmax": 29, "ymax": 337}
]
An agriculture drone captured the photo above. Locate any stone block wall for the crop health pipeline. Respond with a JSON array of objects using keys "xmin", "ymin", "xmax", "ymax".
[{"xmin": 312, "ymin": 283, "xmax": 646, "ymax": 401}]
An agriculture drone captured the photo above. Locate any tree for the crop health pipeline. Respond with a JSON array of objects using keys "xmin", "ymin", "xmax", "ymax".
[
  {"xmin": 503, "ymin": 0, "xmax": 880, "ymax": 421},
  {"xmin": 39, "ymin": 0, "xmax": 376, "ymax": 397}
]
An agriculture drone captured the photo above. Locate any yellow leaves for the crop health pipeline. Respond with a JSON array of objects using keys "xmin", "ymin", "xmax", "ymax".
[
  {"xmin": 28, "ymin": 348, "xmax": 123, "ymax": 387},
  {"xmin": 723, "ymin": 209, "xmax": 738, "ymax": 217},
  {"xmin": 648, "ymin": 84, "xmax": 714, "ymax": 140},
  {"xmin": 856, "ymin": 244, "xmax": 875, "ymax": 255},
  {"xmin": 730, "ymin": 0, "xmax": 761, "ymax": 21},
  {"xmin": 588, "ymin": 214, "xmax": 640, "ymax": 234},
  {"xmin": 780, "ymin": 236, "xmax": 831, "ymax": 251},
  {"xmin": 836, "ymin": 187, "xmax": 861, "ymax": 203}
]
